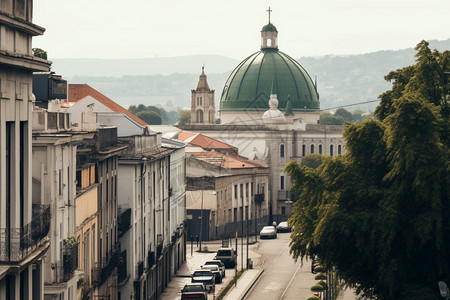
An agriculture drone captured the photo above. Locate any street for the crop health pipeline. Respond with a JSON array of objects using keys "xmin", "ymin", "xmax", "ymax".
[{"xmin": 245, "ymin": 232, "xmax": 317, "ymax": 300}]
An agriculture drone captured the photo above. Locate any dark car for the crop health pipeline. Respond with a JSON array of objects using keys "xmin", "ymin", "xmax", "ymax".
[
  {"xmin": 203, "ymin": 260, "xmax": 226, "ymax": 278},
  {"xmin": 191, "ymin": 270, "xmax": 215, "ymax": 292},
  {"xmin": 276, "ymin": 221, "xmax": 292, "ymax": 232},
  {"xmin": 181, "ymin": 283, "xmax": 207, "ymax": 300},
  {"xmin": 214, "ymin": 247, "xmax": 237, "ymax": 268}
]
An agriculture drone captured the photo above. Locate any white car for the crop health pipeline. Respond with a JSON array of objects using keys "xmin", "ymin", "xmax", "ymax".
[
  {"xmin": 202, "ymin": 260, "xmax": 226, "ymax": 278},
  {"xmin": 201, "ymin": 265, "xmax": 222, "ymax": 283},
  {"xmin": 260, "ymin": 225, "xmax": 277, "ymax": 239}
]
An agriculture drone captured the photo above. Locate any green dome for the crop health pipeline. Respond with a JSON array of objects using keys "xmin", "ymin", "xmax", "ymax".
[
  {"xmin": 220, "ymin": 49, "xmax": 320, "ymax": 112},
  {"xmin": 262, "ymin": 23, "xmax": 277, "ymax": 32}
]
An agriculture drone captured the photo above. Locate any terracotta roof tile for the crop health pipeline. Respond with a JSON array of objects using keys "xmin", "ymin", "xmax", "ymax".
[
  {"xmin": 68, "ymin": 84, "xmax": 148, "ymax": 126},
  {"xmin": 178, "ymin": 131, "xmax": 237, "ymax": 151}
]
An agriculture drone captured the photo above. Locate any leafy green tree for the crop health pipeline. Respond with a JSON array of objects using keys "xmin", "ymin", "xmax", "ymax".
[
  {"xmin": 178, "ymin": 110, "xmax": 191, "ymax": 125},
  {"xmin": 320, "ymin": 111, "xmax": 344, "ymax": 125},
  {"xmin": 376, "ymin": 40, "xmax": 449, "ymax": 120},
  {"xmin": 147, "ymin": 106, "xmax": 168, "ymax": 123},
  {"xmin": 136, "ymin": 111, "xmax": 162, "ymax": 125},
  {"xmin": 286, "ymin": 41, "xmax": 450, "ymax": 299},
  {"xmin": 334, "ymin": 108, "xmax": 353, "ymax": 122}
]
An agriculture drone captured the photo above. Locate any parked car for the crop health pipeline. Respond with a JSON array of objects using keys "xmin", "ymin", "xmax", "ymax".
[
  {"xmin": 276, "ymin": 221, "xmax": 292, "ymax": 232},
  {"xmin": 201, "ymin": 265, "xmax": 222, "ymax": 283},
  {"xmin": 214, "ymin": 247, "xmax": 237, "ymax": 268},
  {"xmin": 191, "ymin": 270, "xmax": 215, "ymax": 292},
  {"xmin": 260, "ymin": 225, "xmax": 277, "ymax": 239},
  {"xmin": 202, "ymin": 260, "xmax": 226, "ymax": 278},
  {"xmin": 181, "ymin": 283, "xmax": 208, "ymax": 300}
]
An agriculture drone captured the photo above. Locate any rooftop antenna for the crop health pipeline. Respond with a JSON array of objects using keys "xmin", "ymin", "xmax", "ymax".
[{"xmin": 267, "ymin": 7, "xmax": 272, "ymax": 23}]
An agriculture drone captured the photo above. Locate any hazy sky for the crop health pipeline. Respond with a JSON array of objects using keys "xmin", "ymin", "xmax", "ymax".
[{"xmin": 33, "ymin": 0, "xmax": 450, "ymax": 60}]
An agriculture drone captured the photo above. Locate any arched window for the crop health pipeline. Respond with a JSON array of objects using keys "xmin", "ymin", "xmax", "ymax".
[
  {"xmin": 310, "ymin": 144, "xmax": 315, "ymax": 154},
  {"xmin": 318, "ymin": 144, "xmax": 322, "ymax": 155},
  {"xmin": 330, "ymin": 145, "xmax": 334, "ymax": 156},
  {"xmin": 267, "ymin": 38, "xmax": 272, "ymax": 47},
  {"xmin": 280, "ymin": 144, "xmax": 285, "ymax": 158},
  {"xmin": 302, "ymin": 144, "xmax": 306, "ymax": 157},
  {"xmin": 210, "ymin": 111, "xmax": 214, "ymax": 123},
  {"xmin": 338, "ymin": 145, "xmax": 342, "ymax": 155},
  {"xmin": 196, "ymin": 110, "xmax": 203, "ymax": 123}
]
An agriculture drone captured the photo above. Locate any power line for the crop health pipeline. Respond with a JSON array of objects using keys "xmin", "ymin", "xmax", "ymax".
[{"xmin": 321, "ymin": 99, "xmax": 380, "ymax": 111}]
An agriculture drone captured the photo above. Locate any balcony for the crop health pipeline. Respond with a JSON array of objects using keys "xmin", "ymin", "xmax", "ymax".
[
  {"xmin": 118, "ymin": 208, "xmax": 131, "ymax": 237},
  {"xmin": 147, "ymin": 251, "xmax": 155, "ymax": 269},
  {"xmin": 277, "ymin": 190, "xmax": 291, "ymax": 201},
  {"xmin": 254, "ymin": 193, "xmax": 264, "ymax": 204},
  {"xmin": 92, "ymin": 242, "xmax": 121, "ymax": 287},
  {"xmin": 0, "ymin": 204, "xmax": 50, "ymax": 262},
  {"xmin": 53, "ymin": 241, "xmax": 79, "ymax": 283},
  {"xmin": 156, "ymin": 234, "xmax": 163, "ymax": 258},
  {"xmin": 136, "ymin": 260, "xmax": 144, "ymax": 278}
]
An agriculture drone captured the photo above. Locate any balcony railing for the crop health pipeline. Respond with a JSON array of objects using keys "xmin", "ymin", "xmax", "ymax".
[
  {"xmin": 254, "ymin": 193, "xmax": 264, "ymax": 204},
  {"xmin": 118, "ymin": 208, "xmax": 131, "ymax": 237},
  {"xmin": 53, "ymin": 241, "xmax": 79, "ymax": 283},
  {"xmin": 136, "ymin": 260, "xmax": 144, "ymax": 278},
  {"xmin": 0, "ymin": 204, "xmax": 50, "ymax": 262},
  {"xmin": 92, "ymin": 242, "xmax": 121, "ymax": 287},
  {"xmin": 156, "ymin": 234, "xmax": 163, "ymax": 258},
  {"xmin": 277, "ymin": 190, "xmax": 291, "ymax": 201}
]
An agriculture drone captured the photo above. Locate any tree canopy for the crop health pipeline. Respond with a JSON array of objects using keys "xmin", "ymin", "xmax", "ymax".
[
  {"xmin": 286, "ymin": 41, "xmax": 450, "ymax": 299},
  {"xmin": 178, "ymin": 110, "xmax": 191, "ymax": 126},
  {"xmin": 136, "ymin": 110, "xmax": 162, "ymax": 125}
]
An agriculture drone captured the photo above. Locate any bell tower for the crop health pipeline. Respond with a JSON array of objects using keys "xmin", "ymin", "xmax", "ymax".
[
  {"xmin": 261, "ymin": 7, "xmax": 278, "ymax": 50},
  {"xmin": 191, "ymin": 67, "xmax": 215, "ymax": 124}
]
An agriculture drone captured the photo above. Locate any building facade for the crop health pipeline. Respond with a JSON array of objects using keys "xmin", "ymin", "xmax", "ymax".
[
  {"xmin": 182, "ymin": 19, "xmax": 347, "ymax": 223},
  {"xmin": 0, "ymin": 1, "xmax": 51, "ymax": 299},
  {"xmin": 191, "ymin": 67, "xmax": 215, "ymax": 125}
]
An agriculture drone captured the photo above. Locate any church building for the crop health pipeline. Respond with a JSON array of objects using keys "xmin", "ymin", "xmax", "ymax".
[{"xmin": 181, "ymin": 10, "xmax": 346, "ymax": 225}]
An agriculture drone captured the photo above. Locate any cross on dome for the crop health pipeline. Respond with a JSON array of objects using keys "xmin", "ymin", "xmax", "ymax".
[{"xmin": 267, "ymin": 7, "xmax": 272, "ymax": 23}]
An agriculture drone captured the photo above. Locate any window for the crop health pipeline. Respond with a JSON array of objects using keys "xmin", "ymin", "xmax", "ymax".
[
  {"xmin": 196, "ymin": 110, "xmax": 203, "ymax": 123},
  {"xmin": 281, "ymin": 206, "xmax": 286, "ymax": 215},
  {"xmin": 280, "ymin": 144, "xmax": 285, "ymax": 157},
  {"xmin": 234, "ymin": 185, "xmax": 237, "ymax": 199},
  {"xmin": 310, "ymin": 144, "xmax": 315, "ymax": 154},
  {"xmin": 280, "ymin": 176, "xmax": 285, "ymax": 190},
  {"xmin": 330, "ymin": 144, "xmax": 334, "ymax": 156},
  {"xmin": 246, "ymin": 183, "xmax": 249, "ymax": 198},
  {"xmin": 338, "ymin": 145, "xmax": 342, "ymax": 155},
  {"xmin": 319, "ymin": 144, "xmax": 322, "ymax": 155},
  {"xmin": 302, "ymin": 144, "xmax": 306, "ymax": 157}
]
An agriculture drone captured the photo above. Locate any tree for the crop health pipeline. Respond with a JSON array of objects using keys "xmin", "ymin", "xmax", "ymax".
[
  {"xmin": 32, "ymin": 48, "xmax": 47, "ymax": 59},
  {"xmin": 286, "ymin": 41, "xmax": 450, "ymax": 299},
  {"xmin": 375, "ymin": 40, "xmax": 449, "ymax": 120},
  {"xmin": 136, "ymin": 111, "xmax": 162, "ymax": 125},
  {"xmin": 320, "ymin": 111, "xmax": 344, "ymax": 125},
  {"xmin": 178, "ymin": 110, "xmax": 190, "ymax": 125},
  {"xmin": 334, "ymin": 108, "xmax": 353, "ymax": 122}
]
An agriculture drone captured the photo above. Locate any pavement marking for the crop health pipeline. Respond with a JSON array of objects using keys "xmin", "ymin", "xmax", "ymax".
[
  {"xmin": 279, "ymin": 259, "xmax": 302, "ymax": 299},
  {"xmin": 266, "ymin": 239, "xmax": 290, "ymax": 273}
]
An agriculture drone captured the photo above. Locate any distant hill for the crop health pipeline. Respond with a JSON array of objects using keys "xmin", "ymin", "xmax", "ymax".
[{"xmin": 53, "ymin": 39, "xmax": 450, "ymax": 112}]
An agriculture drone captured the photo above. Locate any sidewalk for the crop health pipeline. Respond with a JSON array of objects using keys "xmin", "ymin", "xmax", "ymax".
[{"xmin": 223, "ymin": 269, "xmax": 264, "ymax": 300}]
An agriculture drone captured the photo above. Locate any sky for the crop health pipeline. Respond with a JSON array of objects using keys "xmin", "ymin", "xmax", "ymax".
[{"xmin": 33, "ymin": 0, "xmax": 450, "ymax": 60}]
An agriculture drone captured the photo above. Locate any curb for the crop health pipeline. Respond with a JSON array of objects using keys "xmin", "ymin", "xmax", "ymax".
[
  {"xmin": 240, "ymin": 269, "xmax": 264, "ymax": 299},
  {"xmin": 223, "ymin": 269, "xmax": 264, "ymax": 300}
]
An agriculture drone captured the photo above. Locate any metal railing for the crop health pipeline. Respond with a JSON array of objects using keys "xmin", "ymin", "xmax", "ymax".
[
  {"xmin": 156, "ymin": 234, "xmax": 163, "ymax": 258},
  {"xmin": 92, "ymin": 242, "xmax": 121, "ymax": 287},
  {"xmin": 0, "ymin": 204, "xmax": 50, "ymax": 262},
  {"xmin": 53, "ymin": 241, "xmax": 79, "ymax": 283}
]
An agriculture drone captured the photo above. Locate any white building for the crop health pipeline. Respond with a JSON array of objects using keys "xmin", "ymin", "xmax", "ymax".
[{"xmin": 0, "ymin": 1, "xmax": 51, "ymax": 298}]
